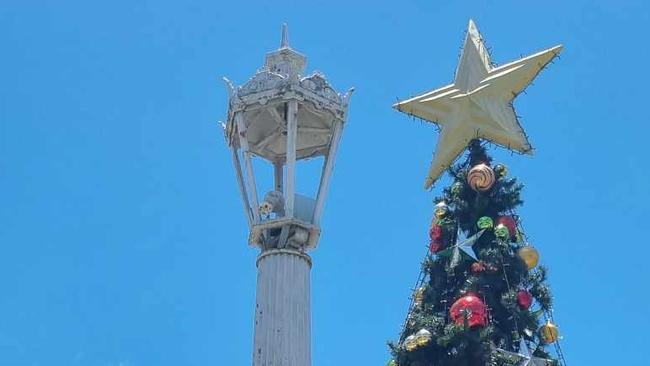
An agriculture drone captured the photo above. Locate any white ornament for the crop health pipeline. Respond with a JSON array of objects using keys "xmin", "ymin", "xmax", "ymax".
[{"xmin": 394, "ymin": 19, "xmax": 562, "ymax": 189}]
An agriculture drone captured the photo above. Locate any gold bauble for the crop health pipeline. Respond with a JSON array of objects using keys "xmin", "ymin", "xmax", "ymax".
[
  {"xmin": 539, "ymin": 320, "xmax": 560, "ymax": 344},
  {"xmin": 404, "ymin": 335, "xmax": 418, "ymax": 351},
  {"xmin": 415, "ymin": 329, "xmax": 432, "ymax": 347},
  {"xmin": 434, "ymin": 201, "xmax": 449, "ymax": 219},
  {"xmin": 518, "ymin": 246, "xmax": 540, "ymax": 270}
]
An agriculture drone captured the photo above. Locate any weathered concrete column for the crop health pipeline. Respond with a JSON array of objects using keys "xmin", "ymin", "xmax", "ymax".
[{"xmin": 253, "ymin": 249, "xmax": 312, "ymax": 366}]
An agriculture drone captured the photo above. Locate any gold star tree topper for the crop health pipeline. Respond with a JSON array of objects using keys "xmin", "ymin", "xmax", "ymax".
[{"xmin": 394, "ymin": 20, "xmax": 562, "ymax": 189}]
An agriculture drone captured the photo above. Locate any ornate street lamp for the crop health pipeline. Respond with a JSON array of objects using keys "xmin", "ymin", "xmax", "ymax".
[{"xmin": 221, "ymin": 24, "xmax": 352, "ymax": 366}]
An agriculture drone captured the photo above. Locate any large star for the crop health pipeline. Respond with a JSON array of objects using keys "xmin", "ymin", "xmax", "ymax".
[{"xmin": 394, "ymin": 20, "xmax": 562, "ymax": 189}]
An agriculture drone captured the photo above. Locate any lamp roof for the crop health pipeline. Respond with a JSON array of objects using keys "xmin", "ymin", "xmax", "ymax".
[{"xmin": 222, "ymin": 24, "xmax": 353, "ymax": 160}]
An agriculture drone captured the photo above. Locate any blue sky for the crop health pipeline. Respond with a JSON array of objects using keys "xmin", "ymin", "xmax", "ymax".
[{"xmin": 1, "ymin": 1, "xmax": 648, "ymax": 365}]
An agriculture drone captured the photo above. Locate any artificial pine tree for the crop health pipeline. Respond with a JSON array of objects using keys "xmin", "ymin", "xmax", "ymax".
[{"xmin": 388, "ymin": 141, "xmax": 564, "ymax": 366}]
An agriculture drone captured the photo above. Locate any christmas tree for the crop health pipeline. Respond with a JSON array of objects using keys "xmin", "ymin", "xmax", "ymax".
[
  {"xmin": 387, "ymin": 141, "xmax": 565, "ymax": 366},
  {"xmin": 388, "ymin": 19, "xmax": 566, "ymax": 366}
]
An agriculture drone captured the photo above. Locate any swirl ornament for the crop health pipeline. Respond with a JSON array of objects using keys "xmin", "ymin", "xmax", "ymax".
[{"xmin": 467, "ymin": 163, "xmax": 495, "ymax": 192}]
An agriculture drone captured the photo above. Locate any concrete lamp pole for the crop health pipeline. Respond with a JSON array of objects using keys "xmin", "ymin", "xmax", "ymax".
[{"xmin": 221, "ymin": 24, "xmax": 353, "ymax": 366}]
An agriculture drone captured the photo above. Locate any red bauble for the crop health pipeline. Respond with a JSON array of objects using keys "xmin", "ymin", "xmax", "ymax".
[
  {"xmin": 429, "ymin": 240, "xmax": 443, "ymax": 254},
  {"xmin": 449, "ymin": 293, "xmax": 488, "ymax": 328},
  {"xmin": 517, "ymin": 290, "xmax": 533, "ymax": 310},
  {"xmin": 429, "ymin": 225, "xmax": 444, "ymax": 241},
  {"xmin": 496, "ymin": 216, "xmax": 517, "ymax": 238},
  {"xmin": 470, "ymin": 262, "xmax": 486, "ymax": 274}
]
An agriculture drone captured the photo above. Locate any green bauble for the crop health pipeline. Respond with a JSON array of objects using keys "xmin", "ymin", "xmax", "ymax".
[
  {"xmin": 451, "ymin": 181, "xmax": 463, "ymax": 196},
  {"xmin": 386, "ymin": 360, "xmax": 397, "ymax": 366},
  {"xmin": 494, "ymin": 224, "xmax": 510, "ymax": 240},
  {"xmin": 477, "ymin": 216, "xmax": 494, "ymax": 230}
]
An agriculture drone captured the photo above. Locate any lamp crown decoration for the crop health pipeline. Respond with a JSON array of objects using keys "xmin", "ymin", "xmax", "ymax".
[{"xmin": 264, "ymin": 23, "xmax": 307, "ymax": 77}]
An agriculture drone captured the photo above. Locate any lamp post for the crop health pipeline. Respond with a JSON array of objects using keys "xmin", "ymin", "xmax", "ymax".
[{"xmin": 222, "ymin": 24, "xmax": 352, "ymax": 366}]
